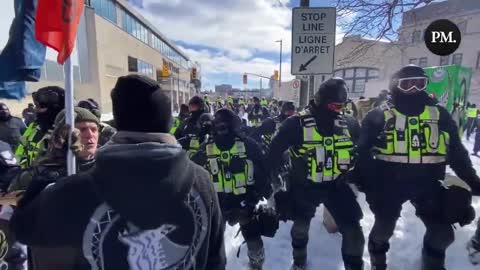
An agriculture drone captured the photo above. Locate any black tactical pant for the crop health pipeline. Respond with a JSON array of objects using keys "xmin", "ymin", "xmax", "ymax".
[
  {"xmin": 224, "ymin": 205, "xmax": 264, "ymax": 262},
  {"xmin": 290, "ymin": 181, "xmax": 364, "ymax": 268},
  {"xmin": 474, "ymin": 129, "xmax": 480, "ymax": 154},
  {"xmin": 466, "ymin": 117, "xmax": 477, "ymax": 140},
  {"xmin": 366, "ymin": 178, "xmax": 454, "ymax": 270}
]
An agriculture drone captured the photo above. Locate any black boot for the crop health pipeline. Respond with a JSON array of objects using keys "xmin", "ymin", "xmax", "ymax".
[
  {"xmin": 368, "ymin": 240, "xmax": 388, "ymax": 270},
  {"xmin": 422, "ymin": 247, "xmax": 446, "ymax": 270}
]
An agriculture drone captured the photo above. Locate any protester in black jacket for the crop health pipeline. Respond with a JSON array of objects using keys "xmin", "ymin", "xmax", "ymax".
[
  {"xmin": 0, "ymin": 103, "xmax": 26, "ymax": 148},
  {"xmin": 10, "ymin": 74, "xmax": 226, "ymax": 270}
]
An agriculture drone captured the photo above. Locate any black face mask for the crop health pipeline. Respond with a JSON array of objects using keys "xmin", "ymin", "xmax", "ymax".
[
  {"xmin": 392, "ymin": 90, "xmax": 430, "ymax": 116},
  {"xmin": 36, "ymin": 108, "xmax": 61, "ymax": 132}
]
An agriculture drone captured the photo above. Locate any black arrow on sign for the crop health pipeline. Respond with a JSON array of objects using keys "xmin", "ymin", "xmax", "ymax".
[{"xmin": 299, "ymin": 55, "xmax": 317, "ymax": 72}]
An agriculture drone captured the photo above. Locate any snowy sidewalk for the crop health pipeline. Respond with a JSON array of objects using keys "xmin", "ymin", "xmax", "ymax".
[{"xmin": 225, "ymin": 139, "xmax": 480, "ymax": 270}]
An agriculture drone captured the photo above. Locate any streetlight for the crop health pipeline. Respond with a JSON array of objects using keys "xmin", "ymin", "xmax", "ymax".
[{"xmin": 275, "ymin": 39, "xmax": 282, "ymax": 88}]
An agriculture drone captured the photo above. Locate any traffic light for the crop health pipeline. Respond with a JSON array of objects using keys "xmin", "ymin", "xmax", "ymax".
[
  {"xmin": 162, "ymin": 65, "xmax": 170, "ymax": 77},
  {"xmin": 243, "ymin": 74, "xmax": 248, "ymax": 84},
  {"xmin": 274, "ymin": 70, "xmax": 279, "ymax": 81},
  {"xmin": 191, "ymin": 68, "xmax": 197, "ymax": 80}
]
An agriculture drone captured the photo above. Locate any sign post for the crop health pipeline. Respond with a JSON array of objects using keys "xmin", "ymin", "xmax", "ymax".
[{"xmin": 291, "ymin": 7, "xmax": 336, "ymax": 75}]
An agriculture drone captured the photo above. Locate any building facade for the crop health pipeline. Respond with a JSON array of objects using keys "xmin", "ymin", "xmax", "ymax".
[{"xmin": 2, "ymin": 0, "xmax": 198, "ymax": 116}]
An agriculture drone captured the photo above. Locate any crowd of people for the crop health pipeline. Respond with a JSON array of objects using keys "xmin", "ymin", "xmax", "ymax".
[{"xmin": 0, "ymin": 65, "xmax": 477, "ymax": 270}]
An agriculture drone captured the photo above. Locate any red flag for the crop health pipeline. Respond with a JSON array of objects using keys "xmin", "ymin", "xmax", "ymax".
[{"xmin": 35, "ymin": 0, "xmax": 84, "ymax": 64}]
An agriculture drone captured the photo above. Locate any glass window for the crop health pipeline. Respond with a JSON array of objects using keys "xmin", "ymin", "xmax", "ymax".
[
  {"xmin": 353, "ymin": 79, "xmax": 366, "ymax": 93},
  {"xmin": 440, "ymin": 55, "xmax": 450, "ymax": 66},
  {"xmin": 412, "ymin": 30, "xmax": 421, "ymax": 44},
  {"xmin": 334, "ymin": 70, "xmax": 343, "ymax": 77},
  {"xmin": 409, "ymin": 58, "xmax": 418, "ymax": 65},
  {"xmin": 91, "ymin": 0, "xmax": 117, "ymax": 23},
  {"xmin": 419, "ymin": 57, "xmax": 428, "ymax": 68},
  {"xmin": 345, "ymin": 79, "xmax": 354, "ymax": 92},
  {"xmin": 344, "ymin": 68, "xmax": 354, "ymax": 78},
  {"xmin": 368, "ymin": 69, "xmax": 379, "ymax": 78},
  {"xmin": 452, "ymin": 53, "xmax": 463, "ymax": 65},
  {"xmin": 355, "ymin": 68, "xmax": 366, "ymax": 77},
  {"xmin": 128, "ymin": 56, "xmax": 138, "ymax": 72}
]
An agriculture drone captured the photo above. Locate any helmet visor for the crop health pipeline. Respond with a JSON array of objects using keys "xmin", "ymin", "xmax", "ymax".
[
  {"xmin": 397, "ymin": 77, "xmax": 428, "ymax": 93},
  {"xmin": 33, "ymin": 91, "xmax": 61, "ymax": 108}
]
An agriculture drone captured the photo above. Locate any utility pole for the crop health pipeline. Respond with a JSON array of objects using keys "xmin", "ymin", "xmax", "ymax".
[
  {"xmin": 299, "ymin": 0, "xmax": 311, "ymax": 107},
  {"xmin": 260, "ymin": 78, "xmax": 263, "ymax": 90},
  {"xmin": 276, "ymin": 40, "xmax": 283, "ymax": 88}
]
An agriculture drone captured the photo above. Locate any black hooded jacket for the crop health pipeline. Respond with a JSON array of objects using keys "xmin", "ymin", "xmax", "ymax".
[
  {"xmin": 10, "ymin": 132, "xmax": 226, "ymax": 270},
  {"xmin": 355, "ymin": 91, "xmax": 480, "ymax": 193},
  {"xmin": 174, "ymin": 110, "xmax": 204, "ymax": 140}
]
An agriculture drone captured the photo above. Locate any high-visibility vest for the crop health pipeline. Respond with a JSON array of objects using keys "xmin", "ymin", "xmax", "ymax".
[
  {"xmin": 227, "ymin": 97, "xmax": 234, "ymax": 104},
  {"xmin": 239, "ymin": 98, "xmax": 245, "ymax": 105},
  {"xmin": 15, "ymin": 123, "xmax": 48, "ymax": 168},
  {"xmin": 205, "ymin": 139, "xmax": 254, "ymax": 195},
  {"xmin": 289, "ymin": 115, "xmax": 353, "ymax": 183},
  {"xmin": 188, "ymin": 136, "xmax": 201, "ymax": 158},
  {"xmin": 260, "ymin": 99, "xmax": 268, "ymax": 106},
  {"xmin": 250, "ymin": 109, "xmax": 264, "ymax": 127},
  {"xmin": 373, "ymin": 106, "xmax": 449, "ymax": 164},
  {"xmin": 467, "ymin": 108, "xmax": 478, "ymax": 118},
  {"xmin": 169, "ymin": 117, "xmax": 181, "ymax": 135}
]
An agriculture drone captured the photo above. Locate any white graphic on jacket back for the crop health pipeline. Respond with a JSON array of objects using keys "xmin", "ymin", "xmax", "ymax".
[
  {"xmin": 83, "ymin": 190, "xmax": 208, "ymax": 270},
  {"xmin": 118, "ymin": 224, "xmax": 189, "ymax": 270}
]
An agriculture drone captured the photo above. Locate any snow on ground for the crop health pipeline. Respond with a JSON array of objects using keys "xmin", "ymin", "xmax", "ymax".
[{"xmin": 226, "ymin": 138, "xmax": 480, "ymax": 270}]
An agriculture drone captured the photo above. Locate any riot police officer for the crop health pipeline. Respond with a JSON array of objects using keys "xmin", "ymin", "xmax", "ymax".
[
  {"xmin": 192, "ymin": 109, "xmax": 269, "ymax": 270},
  {"xmin": 268, "ymin": 78, "xmax": 364, "ymax": 270},
  {"xmin": 355, "ymin": 65, "xmax": 479, "ymax": 270},
  {"xmin": 248, "ymin": 97, "xmax": 270, "ymax": 127}
]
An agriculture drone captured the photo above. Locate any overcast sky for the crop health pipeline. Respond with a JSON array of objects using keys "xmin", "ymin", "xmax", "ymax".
[{"xmin": 0, "ymin": 0, "xmax": 345, "ymax": 90}]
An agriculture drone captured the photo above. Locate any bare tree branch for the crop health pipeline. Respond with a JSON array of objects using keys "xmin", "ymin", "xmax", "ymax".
[{"xmin": 334, "ymin": 0, "xmax": 436, "ymax": 65}]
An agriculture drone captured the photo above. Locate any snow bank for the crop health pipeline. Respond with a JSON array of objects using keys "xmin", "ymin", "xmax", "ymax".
[{"xmin": 226, "ymin": 138, "xmax": 480, "ymax": 269}]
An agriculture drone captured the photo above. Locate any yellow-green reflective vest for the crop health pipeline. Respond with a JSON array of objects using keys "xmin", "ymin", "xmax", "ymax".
[
  {"xmin": 467, "ymin": 108, "xmax": 478, "ymax": 118},
  {"xmin": 227, "ymin": 97, "xmax": 234, "ymax": 104},
  {"xmin": 15, "ymin": 123, "xmax": 47, "ymax": 168},
  {"xmin": 260, "ymin": 99, "xmax": 268, "ymax": 106},
  {"xmin": 373, "ymin": 106, "xmax": 449, "ymax": 164},
  {"xmin": 250, "ymin": 109, "xmax": 264, "ymax": 127},
  {"xmin": 239, "ymin": 98, "xmax": 245, "ymax": 105},
  {"xmin": 188, "ymin": 136, "xmax": 201, "ymax": 158},
  {"xmin": 169, "ymin": 117, "xmax": 181, "ymax": 135},
  {"xmin": 289, "ymin": 116, "xmax": 353, "ymax": 183},
  {"xmin": 205, "ymin": 139, "xmax": 254, "ymax": 195}
]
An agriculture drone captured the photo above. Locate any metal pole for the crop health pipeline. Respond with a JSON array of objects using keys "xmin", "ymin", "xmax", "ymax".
[
  {"xmin": 279, "ymin": 40, "xmax": 282, "ymax": 88},
  {"xmin": 170, "ymin": 76, "xmax": 174, "ymax": 112},
  {"xmin": 300, "ymin": 0, "xmax": 311, "ymax": 103},
  {"xmin": 260, "ymin": 78, "xmax": 262, "ymax": 90},
  {"xmin": 64, "ymin": 57, "xmax": 76, "ymax": 175}
]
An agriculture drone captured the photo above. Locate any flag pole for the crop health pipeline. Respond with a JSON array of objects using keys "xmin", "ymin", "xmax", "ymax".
[{"xmin": 64, "ymin": 57, "xmax": 76, "ymax": 175}]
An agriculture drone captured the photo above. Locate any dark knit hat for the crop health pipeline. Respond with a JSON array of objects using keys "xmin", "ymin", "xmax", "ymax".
[
  {"xmin": 54, "ymin": 107, "xmax": 100, "ymax": 129},
  {"xmin": 111, "ymin": 74, "xmax": 171, "ymax": 133}
]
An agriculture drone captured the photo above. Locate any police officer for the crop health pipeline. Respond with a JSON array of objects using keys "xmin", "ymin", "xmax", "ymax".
[
  {"xmin": 169, "ymin": 104, "xmax": 189, "ymax": 135},
  {"xmin": 251, "ymin": 101, "xmax": 296, "ymax": 151},
  {"xmin": 15, "ymin": 86, "xmax": 65, "ymax": 168},
  {"xmin": 174, "ymin": 96, "xmax": 206, "ymax": 156},
  {"xmin": 260, "ymin": 97, "xmax": 268, "ymax": 107},
  {"xmin": 248, "ymin": 97, "xmax": 270, "ymax": 127},
  {"xmin": 178, "ymin": 113, "xmax": 213, "ymax": 157},
  {"xmin": 354, "ymin": 65, "xmax": 479, "ymax": 270},
  {"xmin": 0, "ymin": 103, "xmax": 26, "ymax": 148},
  {"xmin": 466, "ymin": 103, "xmax": 478, "ymax": 140},
  {"xmin": 192, "ymin": 109, "xmax": 269, "ymax": 270},
  {"xmin": 268, "ymin": 78, "xmax": 364, "ymax": 270}
]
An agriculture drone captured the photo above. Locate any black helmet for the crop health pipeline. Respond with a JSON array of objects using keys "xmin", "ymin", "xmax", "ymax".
[
  {"xmin": 314, "ymin": 77, "xmax": 348, "ymax": 106},
  {"xmin": 252, "ymin": 96, "xmax": 260, "ymax": 103},
  {"xmin": 281, "ymin": 101, "xmax": 295, "ymax": 114},
  {"xmin": 33, "ymin": 86, "xmax": 65, "ymax": 109},
  {"xmin": 389, "ymin": 65, "xmax": 428, "ymax": 95},
  {"xmin": 188, "ymin": 96, "xmax": 205, "ymax": 112},
  {"xmin": 213, "ymin": 109, "xmax": 241, "ymax": 136},
  {"xmin": 78, "ymin": 99, "xmax": 101, "ymax": 119},
  {"xmin": 199, "ymin": 113, "xmax": 214, "ymax": 128}
]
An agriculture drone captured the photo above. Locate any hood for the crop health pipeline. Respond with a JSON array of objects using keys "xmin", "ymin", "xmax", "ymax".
[{"xmin": 92, "ymin": 132, "xmax": 194, "ymax": 229}]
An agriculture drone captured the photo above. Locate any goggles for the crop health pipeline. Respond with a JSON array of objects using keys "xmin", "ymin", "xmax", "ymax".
[
  {"xmin": 327, "ymin": 102, "xmax": 345, "ymax": 113},
  {"xmin": 33, "ymin": 91, "xmax": 61, "ymax": 108},
  {"xmin": 397, "ymin": 77, "xmax": 428, "ymax": 93}
]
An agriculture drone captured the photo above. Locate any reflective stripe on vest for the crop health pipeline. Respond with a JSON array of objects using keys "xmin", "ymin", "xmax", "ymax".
[
  {"xmin": 373, "ymin": 106, "xmax": 449, "ymax": 164},
  {"xmin": 467, "ymin": 108, "xmax": 478, "ymax": 118},
  {"xmin": 205, "ymin": 140, "xmax": 254, "ymax": 195},
  {"xmin": 169, "ymin": 117, "xmax": 181, "ymax": 135},
  {"xmin": 290, "ymin": 116, "xmax": 353, "ymax": 183},
  {"xmin": 188, "ymin": 136, "xmax": 201, "ymax": 158}
]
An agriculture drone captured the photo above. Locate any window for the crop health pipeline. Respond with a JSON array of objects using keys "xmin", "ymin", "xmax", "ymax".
[
  {"xmin": 412, "ymin": 30, "xmax": 422, "ymax": 44},
  {"xmin": 440, "ymin": 55, "xmax": 450, "ymax": 66},
  {"xmin": 91, "ymin": 0, "xmax": 117, "ymax": 23},
  {"xmin": 452, "ymin": 53, "xmax": 463, "ymax": 65},
  {"xmin": 409, "ymin": 58, "xmax": 418, "ymax": 65},
  {"xmin": 333, "ymin": 67, "xmax": 379, "ymax": 94},
  {"xmin": 128, "ymin": 56, "xmax": 138, "ymax": 72},
  {"xmin": 476, "ymin": 52, "xmax": 480, "ymax": 70},
  {"xmin": 419, "ymin": 57, "xmax": 428, "ymax": 68}
]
